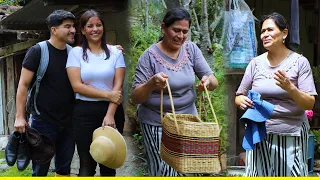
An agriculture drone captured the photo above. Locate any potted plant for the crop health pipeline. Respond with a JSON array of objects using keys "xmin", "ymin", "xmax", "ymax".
[{"xmin": 311, "ymin": 129, "xmax": 320, "ymax": 171}]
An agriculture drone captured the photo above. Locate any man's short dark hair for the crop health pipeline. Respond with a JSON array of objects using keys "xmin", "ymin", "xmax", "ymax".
[{"xmin": 46, "ymin": 10, "xmax": 75, "ymax": 29}]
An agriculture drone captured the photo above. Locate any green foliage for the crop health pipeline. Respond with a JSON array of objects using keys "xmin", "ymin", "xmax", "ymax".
[
  {"xmin": 192, "ymin": 0, "xmax": 224, "ymax": 44},
  {"xmin": 0, "ymin": 165, "xmax": 54, "ymax": 177},
  {"xmin": 0, "ymin": 151, "xmax": 4, "ymax": 159},
  {"xmin": 312, "ymin": 65, "xmax": 320, "ymax": 84},
  {"xmin": 125, "ymin": 25, "xmax": 161, "ymax": 117},
  {"xmin": 0, "ymin": 0, "xmax": 27, "ymax": 6},
  {"xmin": 311, "ymin": 129, "xmax": 320, "ymax": 158},
  {"xmin": 134, "ymin": 167, "xmax": 147, "ymax": 176},
  {"xmin": 133, "ymin": 132, "xmax": 143, "ymax": 144},
  {"xmin": 196, "ymin": 46, "xmax": 228, "ymax": 154}
]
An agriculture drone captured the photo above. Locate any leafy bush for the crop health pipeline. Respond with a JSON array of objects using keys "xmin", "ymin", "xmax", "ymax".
[
  {"xmin": 312, "ymin": 65, "xmax": 320, "ymax": 84},
  {"xmin": 0, "ymin": 0, "xmax": 28, "ymax": 6},
  {"xmin": 311, "ymin": 129, "xmax": 320, "ymax": 158},
  {"xmin": 124, "ymin": 25, "xmax": 161, "ymax": 117}
]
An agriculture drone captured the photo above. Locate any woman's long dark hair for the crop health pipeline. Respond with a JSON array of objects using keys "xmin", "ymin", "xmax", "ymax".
[
  {"xmin": 261, "ymin": 12, "xmax": 294, "ymax": 51},
  {"xmin": 159, "ymin": 7, "xmax": 192, "ymax": 41},
  {"xmin": 80, "ymin": 10, "xmax": 110, "ymax": 62}
]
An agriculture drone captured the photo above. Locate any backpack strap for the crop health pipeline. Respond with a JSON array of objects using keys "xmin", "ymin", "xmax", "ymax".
[{"xmin": 33, "ymin": 41, "xmax": 50, "ymax": 115}]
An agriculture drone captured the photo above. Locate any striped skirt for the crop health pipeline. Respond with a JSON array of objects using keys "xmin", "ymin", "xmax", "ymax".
[
  {"xmin": 245, "ymin": 121, "xmax": 309, "ymax": 177},
  {"xmin": 141, "ymin": 122, "xmax": 199, "ymax": 176}
]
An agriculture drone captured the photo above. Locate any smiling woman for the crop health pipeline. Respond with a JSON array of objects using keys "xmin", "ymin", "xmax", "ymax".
[
  {"xmin": 66, "ymin": 9, "xmax": 126, "ymax": 177},
  {"xmin": 235, "ymin": 12, "xmax": 317, "ymax": 177},
  {"xmin": 130, "ymin": 7, "xmax": 218, "ymax": 176}
]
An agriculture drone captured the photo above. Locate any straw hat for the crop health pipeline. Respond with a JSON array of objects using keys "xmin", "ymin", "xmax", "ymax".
[{"xmin": 90, "ymin": 126, "xmax": 127, "ymax": 169}]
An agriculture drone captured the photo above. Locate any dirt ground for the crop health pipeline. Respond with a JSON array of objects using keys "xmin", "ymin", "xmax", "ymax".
[
  {"xmin": 57, "ymin": 134, "xmax": 147, "ymax": 176},
  {"xmin": 116, "ymin": 135, "xmax": 147, "ymax": 176}
]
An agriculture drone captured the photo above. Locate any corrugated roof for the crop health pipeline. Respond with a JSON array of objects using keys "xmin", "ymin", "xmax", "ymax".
[
  {"xmin": 0, "ymin": 5, "xmax": 21, "ymax": 21},
  {"xmin": 0, "ymin": 0, "xmax": 127, "ymax": 30}
]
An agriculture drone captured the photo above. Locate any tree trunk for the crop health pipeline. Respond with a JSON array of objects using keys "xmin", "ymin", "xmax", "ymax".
[
  {"xmin": 181, "ymin": 0, "xmax": 195, "ymax": 11},
  {"xmin": 164, "ymin": 0, "xmax": 181, "ymax": 10},
  {"xmin": 144, "ymin": 0, "xmax": 149, "ymax": 32},
  {"xmin": 200, "ymin": 0, "xmax": 213, "ymax": 65},
  {"xmin": 164, "ymin": 0, "xmax": 195, "ymax": 11},
  {"xmin": 193, "ymin": 8, "xmax": 200, "ymax": 32},
  {"xmin": 210, "ymin": 0, "xmax": 223, "ymax": 43}
]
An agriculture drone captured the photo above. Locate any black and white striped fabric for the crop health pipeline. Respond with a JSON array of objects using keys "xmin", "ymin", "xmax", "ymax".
[
  {"xmin": 245, "ymin": 121, "xmax": 309, "ymax": 177},
  {"xmin": 140, "ymin": 122, "xmax": 183, "ymax": 176},
  {"xmin": 140, "ymin": 122, "xmax": 204, "ymax": 176}
]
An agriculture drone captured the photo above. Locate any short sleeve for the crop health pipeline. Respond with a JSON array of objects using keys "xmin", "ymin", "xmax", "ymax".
[
  {"xmin": 114, "ymin": 48, "xmax": 126, "ymax": 68},
  {"xmin": 22, "ymin": 44, "xmax": 41, "ymax": 72},
  {"xmin": 188, "ymin": 42, "xmax": 213, "ymax": 79},
  {"xmin": 132, "ymin": 50, "xmax": 154, "ymax": 89},
  {"xmin": 236, "ymin": 59, "xmax": 255, "ymax": 96},
  {"xmin": 297, "ymin": 56, "xmax": 317, "ymax": 95},
  {"xmin": 66, "ymin": 47, "xmax": 81, "ymax": 68}
]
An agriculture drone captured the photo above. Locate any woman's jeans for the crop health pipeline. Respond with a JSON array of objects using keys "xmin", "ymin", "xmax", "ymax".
[{"xmin": 72, "ymin": 100, "xmax": 125, "ymax": 176}]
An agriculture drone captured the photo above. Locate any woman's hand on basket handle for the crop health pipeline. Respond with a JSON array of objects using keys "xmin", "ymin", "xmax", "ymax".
[
  {"xmin": 131, "ymin": 72, "xmax": 168, "ymax": 104},
  {"xmin": 152, "ymin": 72, "xmax": 168, "ymax": 89},
  {"xmin": 197, "ymin": 74, "xmax": 218, "ymax": 91}
]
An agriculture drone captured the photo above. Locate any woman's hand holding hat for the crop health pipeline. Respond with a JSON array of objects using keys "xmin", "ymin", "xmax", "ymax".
[
  {"xmin": 102, "ymin": 115, "xmax": 116, "ymax": 129},
  {"xmin": 236, "ymin": 95, "xmax": 254, "ymax": 111}
]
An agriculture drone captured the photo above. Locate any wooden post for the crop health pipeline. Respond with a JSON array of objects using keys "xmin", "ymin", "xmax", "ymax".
[
  {"xmin": 317, "ymin": 1, "xmax": 320, "ymax": 65},
  {"xmin": 0, "ymin": 61, "xmax": 5, "ymax": 135},
  {"xmin": 226, "ymin": 75, "xmax": 238, "ymax": 164},
  {"xmin": 5, "ymin": 57, "xmax": 16, "ymax": 134}
]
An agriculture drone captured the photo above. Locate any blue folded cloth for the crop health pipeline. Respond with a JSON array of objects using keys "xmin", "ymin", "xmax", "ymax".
[{"xmin": 240, "ymin": 90, "xmax": 274, "ymax": 150}]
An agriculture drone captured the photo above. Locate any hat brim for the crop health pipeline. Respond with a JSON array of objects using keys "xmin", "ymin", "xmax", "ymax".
[
  {"xmin": 29, "ymin": 134, "xmax": 55, "ymax": 164},
  {"xmin": 240, "ymin": 108, "xmax": 267, "ymax": 122},
  {"xmin": 240, "ymin": 101, "xmax": 274, "ymax": 123},
  {"xmin": 91, "ymin": 126, "xmax": 127, "ymax": 169}
]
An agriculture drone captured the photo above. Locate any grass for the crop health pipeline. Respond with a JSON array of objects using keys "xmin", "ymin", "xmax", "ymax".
[
  {"xmin": 0, "ymin": 166, "xmax": 33, "ymax": 177},
  {"xmin": 0, "ymin": 151, "xmax": 4, "ymax": 159},
  {"xmin": 134, "ymin": 167, "xmax": 147, "ymax": 176},
  {"xmin": 0, "ymin": 151, "xmax": 54, "ymax": 177}
]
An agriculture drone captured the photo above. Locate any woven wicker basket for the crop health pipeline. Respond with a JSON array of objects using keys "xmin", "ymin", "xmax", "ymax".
[{"xmin": 160, "ymin": 79, "xmax": 221, "ymax": 174}]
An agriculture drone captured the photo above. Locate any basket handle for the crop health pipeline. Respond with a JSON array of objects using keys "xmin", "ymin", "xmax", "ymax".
[
  {"xmin": 198, "ymin": 85, "xmax": 220, "ymax": 130},
  {"xmin": 160, "ymin": 79, "xmax": 180, "ymax": 134}
]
